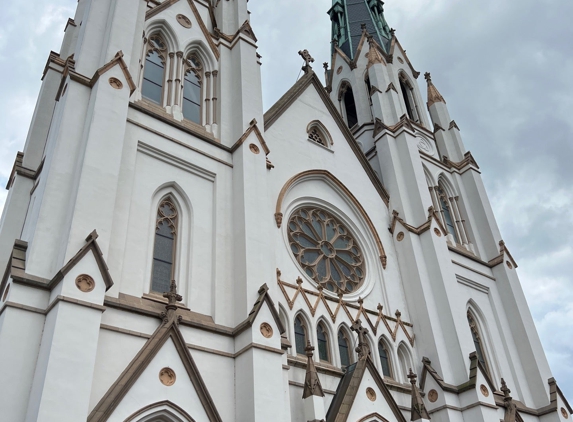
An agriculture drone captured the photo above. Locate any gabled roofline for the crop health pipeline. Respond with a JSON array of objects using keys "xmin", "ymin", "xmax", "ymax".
[
  {"xmin": 88, "ymin": 312, "xmax": 223, "ymax": 422},
  {"xmin": 233, "ymin": 283, "xmax": 286, "ymax": 336},
  {"xmin": 263, "ymin": 70, "xmax": 390, "ymax": 206},
  {"xmin": 326, "ymin": 357, "xmax": 407, "ymax": 422}
]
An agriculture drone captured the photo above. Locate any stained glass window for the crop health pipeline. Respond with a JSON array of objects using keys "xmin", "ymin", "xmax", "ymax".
[
  {"xmin": 378, "ymin": 340, "xmax": 392, "ymax": 377},
  {"xmin": 338, "ymin": 330, "xmax": 351, "ymax": 368},
  {"xmin": 294, "ymin": 316, "xmax": 307, "ymax": 355},
  {"xmin": 151, "ymin": 198, "xmax": 178, "ymax": 293},
  {"xmin": 288, "ymin": 207, "xmax": 365, "ymax": 295},
  {"xmin": 317, "ymin": 324, "xmax": 330, "ymax": 362},
  {"xmin": 437, "ymin": 185, "xmax": 459, "ymax": 242},
  {"xmin": 142, "ymin": 35, "xmax": 167, "ymax": 104},
  {"xmin": 183, "ymin": 55, "xmax": 202, "ymax": 124}
]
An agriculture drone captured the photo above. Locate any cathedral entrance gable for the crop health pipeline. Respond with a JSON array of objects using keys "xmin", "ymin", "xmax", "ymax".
[{"xmin": 88, "ymin": 298, "xmax": 222, "ymax": 422}]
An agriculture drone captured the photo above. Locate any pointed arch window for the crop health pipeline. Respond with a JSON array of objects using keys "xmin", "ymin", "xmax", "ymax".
[
  {"xmin": 183, "ymin": 54, "xmax": 203, "ymax": 124},
  {"xmin": 339, "ymin": 82, "xmax": 358, "ymax": 129},
  {"xmin": 338, "ymin": 329, "xmax": 352, "ymax": 368},
  {"xmin": 142, "ymin": 35, "xmax": 167, "ymax": 104},
  {"xmin": 437, "ymin": 184, "xmax": 458, "ymax": 242},
  {"xmin": 397, "ymin": 344, "xmax": 414, "ymax": 381},
  {"xmin": 467, "ymin": 311, "xmax": 491, "ymax": 375},
  {"xmin": 294, "ymin": 315, "xmax": 308, "ymax": 355},
  {"xmin": 378, "ymin": 340, "xmax": 392, "ymax": 378},
  {"xmin": 399, "ymin": 73, "xmax": 420, "ymax": 123},
  {"xmin": 317, "ymin": 323, "xmax": 330, "ymax": 362},
  {"xmin": 151, "ymin": 197, "xmax": 178, "ymax": 293}
]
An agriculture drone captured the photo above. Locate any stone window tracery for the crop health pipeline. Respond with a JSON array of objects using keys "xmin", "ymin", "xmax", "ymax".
[
  {"xmin": 142, "ymin": 34, "xmax": 167, "ymax": 104},
  {"xmin": 308, "ymin": 127, "xmax": 327, "ymax": 146},
  {"xmin": 183, "ymin": 54, "xmax": 203, "ymax": 124},
  {"xmin": 287, "ymin": 207, "xmax": 365, "ymax": 295},
  {"xmin": 467, "ymin": 310, "xmax": 491, "ymax": 376},
  {"xmin": 151, "ymin": 197, "xmax": 178, "ymax": 293}
]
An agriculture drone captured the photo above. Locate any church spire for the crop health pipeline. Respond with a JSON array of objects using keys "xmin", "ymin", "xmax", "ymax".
[
  {"xmin": 328, "ymin": 0, "xmax": 392, "ymax": 59},
  {"xmin": 425, "ymin": 72, "xmax": 446, "ymax": 108}
]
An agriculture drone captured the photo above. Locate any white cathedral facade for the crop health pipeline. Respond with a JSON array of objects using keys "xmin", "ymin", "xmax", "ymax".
[{"xmin": 0, "ymin": 0, "xmax": 570, "ymax": 421}]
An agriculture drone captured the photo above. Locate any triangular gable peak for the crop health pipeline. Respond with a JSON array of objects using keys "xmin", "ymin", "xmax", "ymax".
[
  {"xmin": 234, "ymin": 283, "xmax": 285, "ymax": 336},
  {"xmin": 263, "ymin": 69, "xmax": 390, "ymax": 206},
  {"xmin": 88, "ymin": 293, "xmax": 222, "ymax": 422},
  {"xmin": 387, "ymin": 36, "xmax": 420, "ymax": 79},
  {"xmin": 326, "ymin": 357, "xmax": 407, "ymax": 422}
]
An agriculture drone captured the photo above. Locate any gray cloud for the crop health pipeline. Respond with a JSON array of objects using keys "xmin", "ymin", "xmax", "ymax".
[{"xmin": 1, "ymin": 0, "xmax": 571, "ymax": 400}]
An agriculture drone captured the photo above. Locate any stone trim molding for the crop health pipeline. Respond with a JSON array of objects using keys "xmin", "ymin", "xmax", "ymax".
[
  {"xmin": 263, "ymin": 70, "xmax": 390, "ymax": 205},
  {"xmin": 274, "ymin": 169, "xmax": 388, "ymax": 268},
  {"xmin": 277, "ymin": 269, "xmax": 414, "ymax": 346},
  {"xmin": 124, "ymin": 400, "xmax": 195, "ymax": 422},
  {"xmin": 230, "ymin": 118, "xmax": 270, "ymax": 155},
  {"xmin": 389, "ymin": 207, "xmax": 448, "ymax": 237}
]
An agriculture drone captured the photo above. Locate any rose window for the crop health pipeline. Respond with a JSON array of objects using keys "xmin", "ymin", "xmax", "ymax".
[{"xmin": 287, "ymin": 207, "xmax": 365, "ymax": 294}]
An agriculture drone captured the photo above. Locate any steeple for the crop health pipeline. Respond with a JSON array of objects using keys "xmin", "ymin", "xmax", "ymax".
[{"xmin": 328, "ymin": 0, "xmax": 392, "ymax": 59}]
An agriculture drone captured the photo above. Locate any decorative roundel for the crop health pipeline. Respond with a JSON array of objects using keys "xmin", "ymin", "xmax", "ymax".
[
  {"xmin": 75, "ymin": 274, "xmax": 95, "ymax": 293},
  {"xmin": 480, "ymin": 384, "xmax": 490, "ymax": 397},
  {"xmin": 159, "ymin": 367, "xmax": 176, "ymax": 386},
  {"xmin": 428, "ymin": 389, "xmax": 438, "ymax": 403},
  {"xmin": 562, "ymin": 407, "xmax": 569, "ymax": 419},
  {"xmin": 287, "ymin": 207, "xmax": 365, "ymax": 295},
  {"xmin": 366, "ymin": 387, "xmax": 377, "ymax": 401},
  {"xmin": 176, "ymin": 14, "xmax": 192, "ymax": 29}
]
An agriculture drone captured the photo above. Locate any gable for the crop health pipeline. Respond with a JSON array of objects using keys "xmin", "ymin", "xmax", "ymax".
[
  {"xmin": 326, "ymin": 359, "xmax": 406, "ymax": 422},
  {"xmin": 264, "ymin": 70, "xmax": 389, "ymax": 206}
]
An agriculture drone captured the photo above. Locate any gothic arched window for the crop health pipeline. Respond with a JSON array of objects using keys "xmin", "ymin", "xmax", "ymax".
[
  {"xmin": 294, "ymin": 315, "xmax": 308, "ymax": 355},
  {"xmin": 183, "ymin": 54, "xmax": 203, "ymax": 124},
  {"xmin": 339, "ymin": 82, "xmax": 358, "ymax": 129},
  {"xmin": 399, "ymin": 73, "xmax": 419, "ymax": 123},
  {"xmin": 317, "ymin": 323, "xmax": 330, "ymax": 362},
  {"xmin": 437, "ymin": 184, "xmax": 459, "ymax": 243},
  {"xmin": 151, "ymin": 197, "xmax": 178, "ymax": 293},
  {"xmin": 397, "ymin": 343, "xmax": 413, "ymax": 382},
  {"xmin": 467, "ymin": 310, "xmax": 491, "ymax": 375},
  {"xmin": 338, "ymin": 329, "xmax": 352, "ymax": 368},
  {"xmin": 142, "ymin": 35, "xmax": 167, "ymax": 104},
  {"xmin": 378, "ymin": 339, "xmax": 392, "ymax": 378}
]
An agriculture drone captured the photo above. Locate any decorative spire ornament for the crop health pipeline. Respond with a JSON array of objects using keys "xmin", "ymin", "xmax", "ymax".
[
  {"xmin": 302, "ymin": 341, "xmax": 324, "ymax": 399},
  {"xmin": 298, "ymin": 49, "xmax": 315, "ymax": 73},
  {"xmin": 351, "ymin": 319, "xmax": 370, "ymax": 360},
  {"xmin": 408, "ymin": 369, "xmax": 431, "ymax": 421},
  {"xmin": 161, "ymin": 280, "xmax": 183, "ymax": 324}
]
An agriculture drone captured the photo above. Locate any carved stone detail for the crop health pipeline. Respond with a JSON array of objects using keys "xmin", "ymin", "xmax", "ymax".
[
  {"xmin": 76, "ymin": 274, "xmax": 96, "ymax": 292},
  {"xmin": 260, "ymin": 322, "xmax": 273, "ymax": 338},
  {"xmin": 176, "ymin": 14, "xmax": 192, "ymax": 28},
  {"xmin": 108, "ymin": 77, "xmax": 123, "ymax": 90},
  {"xmin": 366, "ymin": 387, "xmax": 377, "ymax": 401},
  {"xmin": 159, "ymin": 367, "xmax": 176, "ymax": 386}
]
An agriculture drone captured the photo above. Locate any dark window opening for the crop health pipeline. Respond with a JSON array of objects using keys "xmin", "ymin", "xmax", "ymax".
[
  {"xmin": 400, "ymin": 79, "xmax": 415, "ymax": 121},
  {"xmin": 151, "ymin": 199, "xmax": 177, "ymax": 293},
  {"xmin": 378, "ymin": 341, "xmax": 391, "ymax": 377},
  {"xmin": 294, "ymin": 316, "xmax": 307, "ymax": 355},
  {"xmin": 142, "ymin": 50, "xmax": 165, "ymax": 104},
  {"xmin": 344, "ymin": 87, "xmax": 358, "ymax": 128},
  {"xmin": 183, "ymin": 71, "xmax": 201, "ymax": 124},
  {"xmin": 338, "ymin": 330, "xmax": 351, "ymax": 368},
  {"xmin": 317, "ymin": 324, "xmax": 329, "ymax": 362}
]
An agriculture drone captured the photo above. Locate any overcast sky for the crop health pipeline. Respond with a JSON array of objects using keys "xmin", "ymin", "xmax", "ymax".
[{"xmin": 1, "ymin": 0, "xmax": 572, "ymax": 400}]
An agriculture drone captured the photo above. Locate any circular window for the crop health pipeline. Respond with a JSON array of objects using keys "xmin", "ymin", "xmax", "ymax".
[{"xmin": 287, "ymin": 207, "xmax": 365, "ymax": 294}]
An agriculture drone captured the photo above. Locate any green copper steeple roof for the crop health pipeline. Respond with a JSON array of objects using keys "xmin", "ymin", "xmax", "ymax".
[{"xmin": 328, "ymin": 0, "xmax": 392, "ymax": 59}]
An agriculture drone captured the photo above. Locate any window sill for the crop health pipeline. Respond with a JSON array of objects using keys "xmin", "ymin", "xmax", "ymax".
[
  {"xmin": 307, "ymin": 138, "xmax": 334, "ymax": 153},
  {"xmin": 142, "ymin": 292, "xmax": 190, "ymax": 311}
]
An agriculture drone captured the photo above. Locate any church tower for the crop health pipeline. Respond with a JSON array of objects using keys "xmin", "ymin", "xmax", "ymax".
[{"xmin": 0, "ymin": 0, "xmax": 570, "ymax": 421}]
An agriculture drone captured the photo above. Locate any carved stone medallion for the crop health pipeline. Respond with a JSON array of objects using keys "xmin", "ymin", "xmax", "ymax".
[
  {"xmin": 176, "ymin": 14, "xmax": 192, "ymax": 28},
  {"xmin": 480, "ymin": 384, "xmax": 489, "ymax": 397},
  {"xmin": 397, "ymin": 57, "xmax": 404, "ymax": 64},
  {"xmin": 75, "ymin": 274, "xmax": 95, "ymax": 292},
  {"xmin": 159, "ymin": 367, "xmax": 176, "ymax": 386},
  {"xmin": 428, "ymin": 389, "xmax": 438, "ymax": 403},
  {"xmin": 417, "ymin": 137, "xmax": 434, "ymax": 155},
  {"xmin": 1, "ymin": 284, "xmax": 9, "ymax": 302},
  {"xmin": 562, "ymin": 407, "xmax": 569, "ymax": 419},
  {"xmin": 249, "ymin": 143, "xmax": 260, "ymax": 154},
  {"xmin": 434, "ymin": 228, "xmax": 442, "ymax": 237},
  {"xmin": 366, "ymin": 387, "xmax": 377, "ymax": 401},
  {"xmin": 396, "ymin": 232, "xmax": 404, "ymax": 241},
  {"xmin": 260, "ymin": 322, "xmax": 273, "ymax": 338},
  {"xmin": 336, "ymin": 66, "xmax": 343, "ymax": 75},
  {"xmin": 108, "ymin": 77, "xmax": 123, "ymax": 90},
  {"xmin": 506, "ymin": 261, "xmax": 513, "ymax": 269}
]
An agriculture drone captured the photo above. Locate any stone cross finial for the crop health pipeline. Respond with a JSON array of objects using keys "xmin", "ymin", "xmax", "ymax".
[
  {"xmin": 323, "ymin": 62, "xmax": 329, "ymax": 70},
  {"xmin": 298, "ymin": 49, "xmax": 315, "ymax": 73},
  {"xmin": 407, "ymin": 368, "xmax": 417, "ymax": 385},
  {"xmin": 351, "ymin": 319, "xmax": 370, "ymax": 360},
  {"xmin": 501, "ymin": 378, "xmax": 517, "ymax": 422},
  {"xmin": 161, "ymin": 280, "xmax": 182, "ymax": 324},
  {"xmin": 424, "ymin": 72, "xmax": 432, "ymax": 83},
  {"xmin": 501, "ymin": 378, "xmax": 511, "ymax": 398}
]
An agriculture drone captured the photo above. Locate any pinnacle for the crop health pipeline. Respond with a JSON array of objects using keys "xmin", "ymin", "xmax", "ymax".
[{"xmin": 425, "ymin": 72, "xmax": 446, "ymax": 108}]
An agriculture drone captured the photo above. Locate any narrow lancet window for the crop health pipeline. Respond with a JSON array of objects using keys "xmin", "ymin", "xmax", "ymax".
[
  {"xmin": 378, "ymin": 340, "xmax": 392, "ymax": 377},
  {"xmin": 399, "ymin": 74, "xmax": 419, "ymax": 123},
  {"xmin": 183, "ymin": 55, "xmax": 203, "ymax": 124},
  {"xmin": 294, "ymin": 316, "xmax": 307, "ymax": 355},
  {"xmin": 437, "ymin": 185, "xmax": 459, "ymax": 242},
  {"xmin": 142, "ymin": 35, "xmax": 167, "ymax": 104},
  {"xmin": 151, "ymin": 198, "xmax": 178, "ymax": 293},
  {"xmin": 467, "ymin": 311, "xmax": 490, "ymax": 374},
  {"xmin": 343, "ymin": 86, "xmax": 358, "ymax": 128},
  {"xmin": 338, "ymin": 330, "xmax": 352, "ymax": 368},
  {"xmin": 317, "ymin": 324, "xmax": 330, "ymax": 362}
]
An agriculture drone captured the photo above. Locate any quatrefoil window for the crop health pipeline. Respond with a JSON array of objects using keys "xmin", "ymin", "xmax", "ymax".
[{"xmin": 287, "ymin": 207, "xmax": 365, "ymax": 294}]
